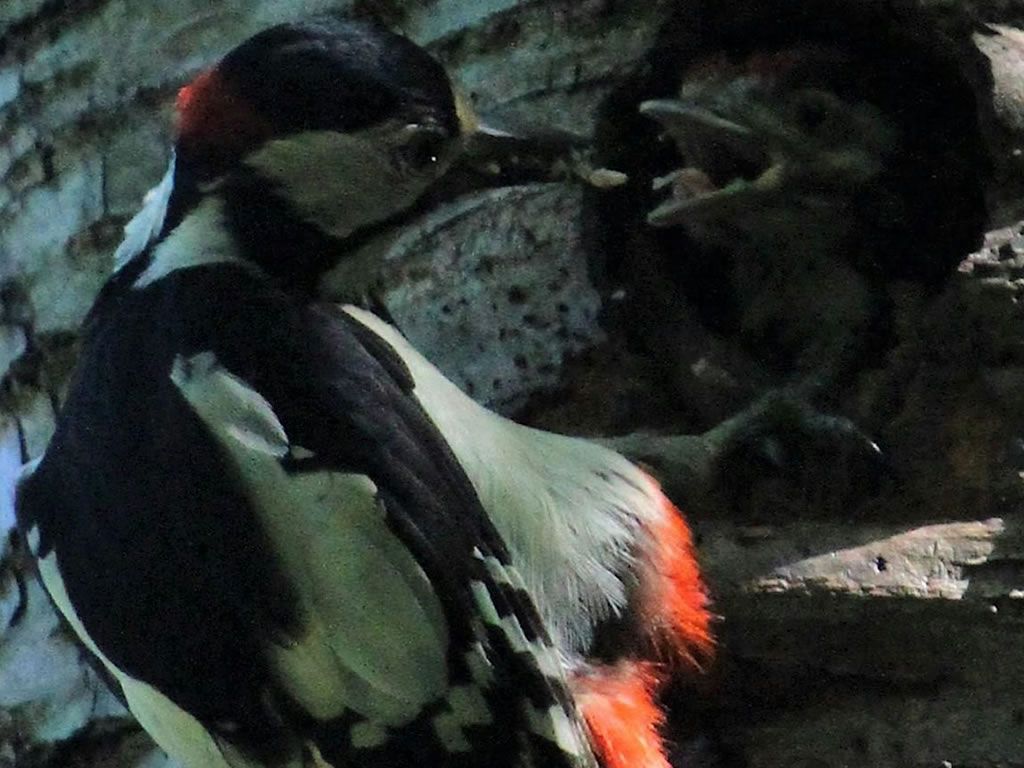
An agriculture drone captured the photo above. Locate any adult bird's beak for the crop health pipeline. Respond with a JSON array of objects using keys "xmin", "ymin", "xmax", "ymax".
[{"xmin": 458, "ymin": 110, "xmax": 592, "ymax": 187}]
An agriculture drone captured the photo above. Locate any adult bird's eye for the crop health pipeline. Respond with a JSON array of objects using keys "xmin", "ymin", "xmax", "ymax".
[{"xmin": 396, "ymin": 127, "xmax": 447, "ymax": 173}]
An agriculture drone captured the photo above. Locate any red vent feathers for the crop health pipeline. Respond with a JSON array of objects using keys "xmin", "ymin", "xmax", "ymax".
[
  {"xmin": 575, "ymin": 477, "xmax": 713, "ymax": 768},
  {"xmin": 639, "ymin": 472, "xmax": 714, "ymax": 668},
  {"xmin": 573, "ymin": 663, "xmax": 670, "ymax": 768}
]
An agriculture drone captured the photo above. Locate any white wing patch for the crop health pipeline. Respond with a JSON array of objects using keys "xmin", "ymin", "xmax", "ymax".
[
  {"xmin": 170, "ymin": 351, "xmax": 450, "ymax": 728},
  {"xmin": 341, "ymin": 306, "xmax": 659, "ymax": 657},
  {"xmin": 113, "ymin": 153, "xmax": 176, "ymax": 273}
]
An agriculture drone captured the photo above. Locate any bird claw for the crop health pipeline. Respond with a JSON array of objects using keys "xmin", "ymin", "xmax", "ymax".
[{"xmin": 708, "ymin": 393, "xmax": 890, "ymax": 520}]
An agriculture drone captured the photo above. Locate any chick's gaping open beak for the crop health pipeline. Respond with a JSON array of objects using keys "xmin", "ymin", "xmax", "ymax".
[{"xmin": 639, "ymin": 98, "xmax": 780, "ymax": 227}]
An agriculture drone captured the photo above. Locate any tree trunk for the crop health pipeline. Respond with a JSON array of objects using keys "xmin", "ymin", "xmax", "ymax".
[{"xmin": 2, "ymin": 1, "xmax": 1023, "ymax": 766}]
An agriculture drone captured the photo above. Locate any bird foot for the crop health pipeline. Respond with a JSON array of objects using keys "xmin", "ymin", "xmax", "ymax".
[{"xmin": 706, "ymin": 392, "xmax": 889, "ymax": 520}]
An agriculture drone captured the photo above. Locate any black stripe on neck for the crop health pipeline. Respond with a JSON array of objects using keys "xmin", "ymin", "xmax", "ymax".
[
  {"xmin": 215, "ymin": 166, "xmax": 439, "ymax": 298},
  {"xmin": 149, "ymin": 157, "xmax": 439, "ymax": 300},
  {"xmin": 161, "ymin": 157, "xmax": 206, "ymax": 240},
  {"xmin": 216, "ymin": 169, "xmax": 345, "ymax": 297}
]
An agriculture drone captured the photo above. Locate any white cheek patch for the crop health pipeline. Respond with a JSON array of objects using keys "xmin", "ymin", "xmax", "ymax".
[{"xmin": 244, "ymin": 131, "xmax": 439, "ymax": 239}]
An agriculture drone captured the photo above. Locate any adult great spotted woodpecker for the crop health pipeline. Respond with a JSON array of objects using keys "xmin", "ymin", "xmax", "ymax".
[{"xmin": 15, "ymin": 18, "xmax": 711, "ymax": 768}]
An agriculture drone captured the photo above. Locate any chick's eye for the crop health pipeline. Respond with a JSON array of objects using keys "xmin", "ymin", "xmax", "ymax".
[{"xmin": 794, "ymin": 91, "xmax": 835, "ymax": 133}]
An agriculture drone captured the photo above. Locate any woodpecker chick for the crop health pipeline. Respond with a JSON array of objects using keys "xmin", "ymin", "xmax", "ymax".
[
  {"xmin": 15, "ymin": 18, "xmax": 710, "ymax": 768},
  {"xmin": 640, "ymin": 47, "xmax": 901, "ymax": 380},
  {"xmin": 635, "ymin": 42, "xmax": 986, "ymax": 381},
  {"xmin": 641, "ymin": 49, "xmax": 894, "ymax": 235}
]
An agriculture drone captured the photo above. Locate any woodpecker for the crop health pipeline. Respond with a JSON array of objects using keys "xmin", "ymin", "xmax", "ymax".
[{"xmin": 14, "ymin": 18, "xmax": 711, "ymax": 768}]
